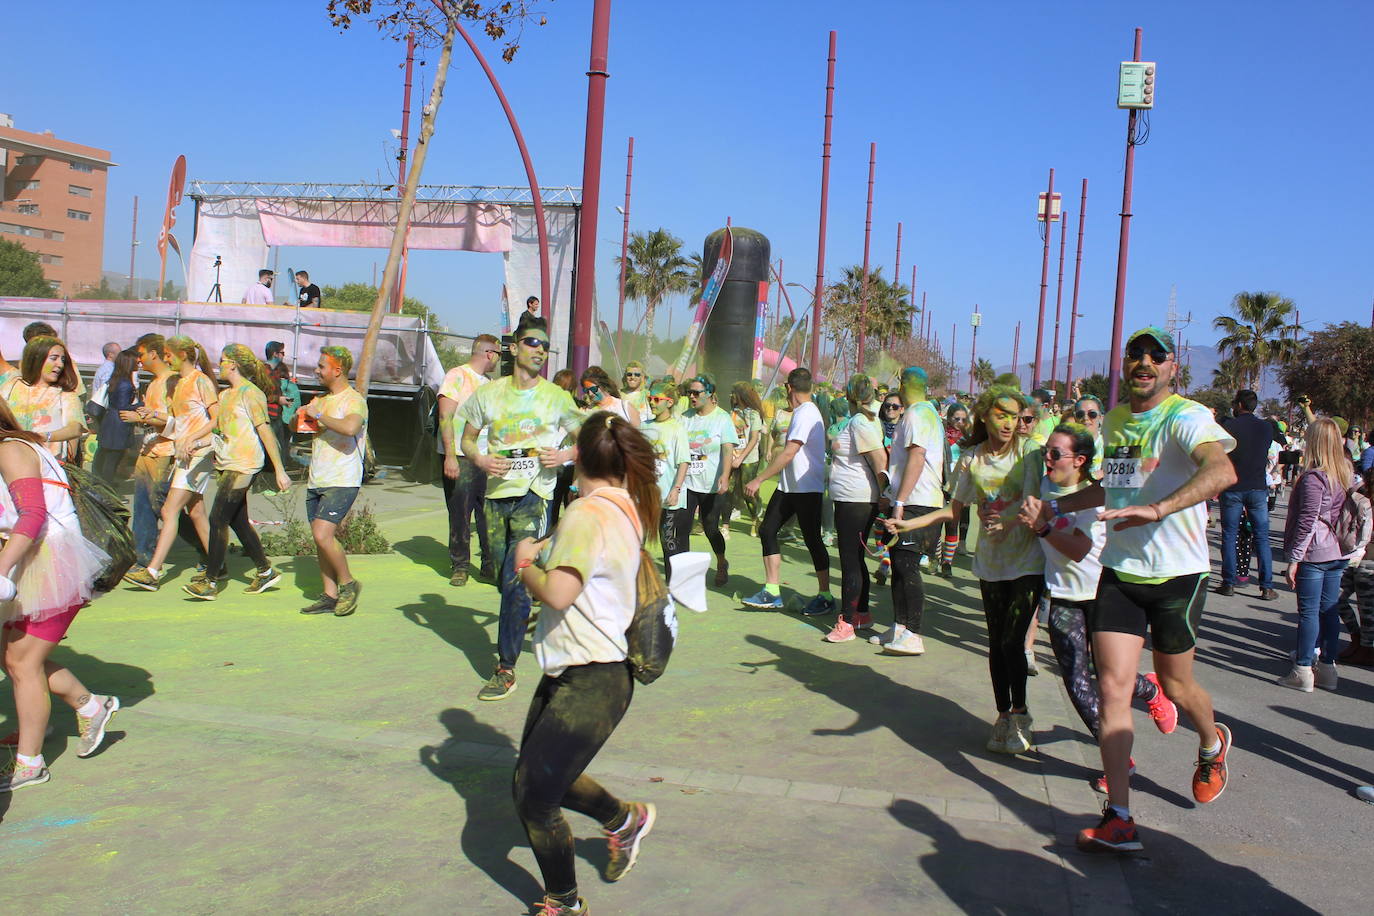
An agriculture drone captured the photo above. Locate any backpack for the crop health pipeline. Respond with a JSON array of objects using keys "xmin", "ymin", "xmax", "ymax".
[
  {"xmin": 43, "ymin": 461, "xmax": 137, "ymax": 593},
  {"xmin": 592, "ymin": 493, "xmax": 677, "ymax": 685},
  {"xmin": 1327, "ymin": 483, "xmax": 1374, "ymax": 557}
]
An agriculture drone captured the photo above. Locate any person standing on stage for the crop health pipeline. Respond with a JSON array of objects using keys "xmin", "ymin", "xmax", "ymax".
[
  {"xmin": 241, "ymin": 269, "xmax": 274, "ymax": 305},
  {"xmin": 294, "ymin": 271, "xmax": 321, "ymax": 308},
  {"xmin": 438, "ymin": 334, "xmax": 501, "ymax": 586}
]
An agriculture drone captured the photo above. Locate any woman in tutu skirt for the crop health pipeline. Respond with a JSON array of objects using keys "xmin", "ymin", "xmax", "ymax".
[{"xmin": 0, "ymin": 400, "xmax": 120, "ymax": 792}]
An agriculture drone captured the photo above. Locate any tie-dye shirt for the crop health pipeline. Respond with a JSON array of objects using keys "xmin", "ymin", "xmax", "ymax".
[
  {"xmin": 458, "ymin": 376, "xmax": 583, "ymax": 500},
  {"xmin": 309, "ymin": 386, "xmax": 369, "ymax": 488},
  {"xmin": 166, "ymin": 370, "xmax": 219, "ymax": 458},
  {"xmin": 213, "ymin": 381, "xmax": 270, "ymax": 474},
  {"xmin": 732, "ymin": 407, "xmax": 763, "ymax": 463},
  {"xmin": 141, "ymin": 372, "xmax": 176, "ymax": 458},
  {"xmin": 1099, "ymin": 394, "xmax": 1235, "ymax": 579},
  {"xmin": 435, "ymin": 364, "xmax": 488, "ymax": 454},
  {"xmin": 1, "ymin": 379, "xmax": 83, "ymax": 461},
  {"xmin": 640, "ymin": 416, "xmax": 690, "ymax": 510},
  {"xmin": 683, "ymin": 407, "xmax": 739, "ymax": 493},
  {"xmin": 951, "ymin": 437, "xmax": 1045, "ymax": 582}
]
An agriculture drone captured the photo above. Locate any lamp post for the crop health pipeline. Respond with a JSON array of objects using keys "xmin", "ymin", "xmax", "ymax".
[
  {"xmin": 857, "ymin": 142, "xmax": 876, "ymax": 372},
  {"xmin": 1065, "ymin": 178, "xmax": 1088, "ymax": 386},
  {"xmin": 1034, "ymin": 168, "xmax": 1059, "ymax": 387},
  {"xmin": 570, "ymin": 0, "xmax": 613, "ymax": 377},
  {"xmin": 1107, "ymin": 27, "xmax": 1148, "ymax": 407},
  {"xmin": 615, "ymin": 136, "xmax": 633, "ymax": 357},
  {"xmin": 969, "ymin": 305, "xmax": 982, "ymax": 392},
  {"xmin": 811, "ymin": 30, "xmax": 837, "ymax": 372},
  {"xmin": 1051, "ymin": 202, "xmax": 1068, "ymax": 391}
]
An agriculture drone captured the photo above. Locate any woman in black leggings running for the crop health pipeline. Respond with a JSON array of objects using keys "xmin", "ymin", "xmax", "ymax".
[
  {"xmin": 1035, "ymin": 424, "xmax": 1178, "ymax": 794},
  {"xmin": 824, "ymin": 374, "xmax": 888, "ymax": 642},
  {"xmin": 682, "ymin": 375, "xmax": 738, "ymax": 587},
  {"xmin": 511, "ymin": 412, "xmax": 661, "ymax": 916}
]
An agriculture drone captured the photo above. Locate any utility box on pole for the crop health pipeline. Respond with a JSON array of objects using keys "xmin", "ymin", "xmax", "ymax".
[
  {"xmin": 1118, "ymin": 61, "xmax": 1156, "ymax": 109},
  {"xmin": 1037, "ymin": 192, "xmax": 1062, "ymax": 221}
]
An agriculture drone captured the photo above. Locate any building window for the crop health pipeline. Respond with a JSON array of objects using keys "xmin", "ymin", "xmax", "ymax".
[
  {"xmin": 68, "ymin": 185, "xmax": 92, "ymax": 198},
  {"xmin": 48, "ymin": 280, "xmax": 61, "ymax": 290},
  {"xmin": 0, "ymin": 222, "xmax": 43, "ymax": 238},
  {"xmin": 18, "ymin": 180, "xmax": 40, "ymax": 190},
  {"xmin": 17, "ymin": 204, "xmax": 39, "ymax": 216},
  {"xmin": 46, "ymin": 229, "xmax": 64, "ymax": 242},
  {"xmin": 39, "ymin": 254, "xmax": 63, "ymax": 265},
  {"xmin": 17, "ymin": 155, "xmax": 43, "ymax": 166},
  {"xmin": 69, "ymin": 161, "xmax": 94, "ymax": 173},
  {"xmin": 67, "ymin": 209, "xmax": 90, "ymax": 221}
]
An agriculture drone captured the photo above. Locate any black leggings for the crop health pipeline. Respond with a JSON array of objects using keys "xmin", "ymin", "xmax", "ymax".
[
  {"xmin": 687, "ymin": 489, "xmax": 726, "ymax": 557},
  {"xmin": 760, "ymin": 490, "xmax": 828, "ymax": 571},
  {"xmin": 978, "ymin": 575, "xmax": 1044, "ymax": 713},
  {"xmin": 1047, "ymin": 598, "xmax": 1156, "ymax": 738},
  {"xmin": 207, "ymin": 477, "xmax": 269, "ymax": 577},
  {"xmin": 890, "ymin": 544, "xmax": 927, "ymax": 631},
  {"xmin": 513, "ymin": 662, "xmax": 634, "ymax": 899},
  {"xmin": 660, "ymin": 506, "xmax": 690, "ymax": 583},
  {"xmin": 834, "ymin": 501, "xmax": 877, "ymax": 623}
]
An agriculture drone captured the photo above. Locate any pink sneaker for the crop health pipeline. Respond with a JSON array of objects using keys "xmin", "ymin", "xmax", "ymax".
[
  {"xmin": 1092, "ymin": 758, "xmax": 1137, "ymax": 794},
  {"xmin": 825, "ymin": 619, "xmax": 856, "ymax": 643},
  {"xmin": 1144, "ymin": 672, "xmax": 1178, "ymax": 734}
]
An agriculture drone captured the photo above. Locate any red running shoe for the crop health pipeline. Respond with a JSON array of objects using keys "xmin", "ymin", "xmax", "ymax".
[
  {"xmin": 1077, "ymin": 806, "xmax": 1143, "ymax": 853},
  {"xmin": 1192, "ymin": 723, "xmax": 1232, "ymax": 804},
  {"xmin": 1091, "ymin": 758, "xmax": 1137, "ymax": 795},
  {"xmin": 1144, "ymin": 672, "xmax": 1178, "ymax": 734}
]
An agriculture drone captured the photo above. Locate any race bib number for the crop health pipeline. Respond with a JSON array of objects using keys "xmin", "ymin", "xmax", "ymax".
[
  {"xmin": 689, "ymin": 451, "xmax": 706, "ymax": 476},
  {"xmin": 1102, "ymin": 446, "xmax": 1145, "ymax": 490},
  {"xmin": 502, "ymin": 449, "xmax": 539, "ymax": 480}
]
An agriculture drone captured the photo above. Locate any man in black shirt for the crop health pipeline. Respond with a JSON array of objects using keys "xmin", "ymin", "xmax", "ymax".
[
  {"xmin": 1218, "ymin": 389, "xmax": 1283, "ymax": 598},
  {"xmin": 295, "ymin": 271, "xmax": 322, "ymax": 308}
]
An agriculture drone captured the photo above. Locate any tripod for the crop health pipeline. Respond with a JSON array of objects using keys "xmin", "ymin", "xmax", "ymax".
[{"xmin": 207, "ymin": 255, "xmax": 223, "ymax": 303}]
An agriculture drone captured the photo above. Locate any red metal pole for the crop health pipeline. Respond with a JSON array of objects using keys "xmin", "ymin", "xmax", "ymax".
[
  {"xmin": 1107, "ymin": 28, "xmax": 1143, "ymax": 408},
  {"xmin": 392, "ymin": 30, "xmax": 416, "ymax": 314},
  {"xmin": 892, "ymin": 222, "xmax": 902, "ymax": 350},
  {"xmin": 615, "ymin": 135, "xmax": 633, "ymax": 356},
  {"xmin": 1034, "ymin": 167, "xmax": 1054, "ymax": 387},
  {"xmin": 811, "ymin": 31, "xmax": 837, "ymax": 371},
  {"xmin": 128, "ymin": 195, "xmax": 138, "ymax": 298},
  {"xmin": 969, "ymin": 304, "xmax": 979, "ymax": 392},
  {"xmin": 857, "ymin": 142, "xmax": 875, "ymax": 372},
  {"xmin": 773, "ymin": 258, "xmax": 784, "ymax": 339},
  {"xmin": 571, "ymin": 0, "xmax": 613, "ymax": 376},
  {"xmin": 950, "ymin": 322, "xmax": 958, "ymax": 393},
  {"xmin": 1066, "ymin": 178, "xmax": 1088, "ymax": 387},
  {"xmin": 1012, "ymin": 320, "xmax": 1021, "ymax": 387},
  {"xmin": 1051, "ymin": 200, "xmax": 1068, "ymax": 389},
  {"xmin": 919, "ymin": 288, "xmax": 926, "ymax": 345}
]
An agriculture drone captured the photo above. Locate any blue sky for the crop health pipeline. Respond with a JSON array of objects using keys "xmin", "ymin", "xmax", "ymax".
[{"xmin": 11, "ymin": 0, "xmax": 1372, "ymax": 370}]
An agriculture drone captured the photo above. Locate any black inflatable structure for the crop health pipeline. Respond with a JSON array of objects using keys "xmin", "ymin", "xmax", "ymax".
[{"xmin": 699, "ymin": 226, "xmax": 771, "ymax": 388}]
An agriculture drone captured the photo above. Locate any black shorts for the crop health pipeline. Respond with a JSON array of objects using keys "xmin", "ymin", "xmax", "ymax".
[{"xmin": 1089, "ymin": 568, "xmax": 1208, "ymax": 655}]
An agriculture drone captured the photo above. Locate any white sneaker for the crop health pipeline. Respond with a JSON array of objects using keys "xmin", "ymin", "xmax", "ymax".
[
  {"xmin": 868, "ymin": 627, "xmax": 903, "ymax": 646},
  {"xmin": 1004, "ymin": 712, "xmax": 1034, "ymax": 754},
  {"xmin": 1278, "ymin": 664, "xmax": 1315, "ymax": 692},
  {"xmin": 1357, "ymin": 786, "xmax": 1374, "ymax": 804},
  {"xmin": 986, "ymin": 715, "xmax": 1011, "ymax": 753},
  {"xmin": 883, "ymin": 632, "xmax": 926, "ymax": 656},
  {"xmin": 918, "ymin": 555, "xmax": 931, "ymax": 569},
  {"xmin": 1316, "ymin": 662, "xmax": 1338, "ymax": 691}
]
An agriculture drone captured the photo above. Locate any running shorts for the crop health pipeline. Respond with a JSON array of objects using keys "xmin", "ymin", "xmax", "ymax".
[{"xmin": 1089, "ymin": 568, "xmax": 1208, "ymax": 655}]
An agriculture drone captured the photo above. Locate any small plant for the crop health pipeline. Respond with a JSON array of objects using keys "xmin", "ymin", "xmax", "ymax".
[{"xmin": 257, "ymin": 487, "xmax": 391, "ymax": 557}]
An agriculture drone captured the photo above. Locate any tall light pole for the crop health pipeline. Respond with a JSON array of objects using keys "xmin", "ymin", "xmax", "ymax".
[
  {"xmin": 1065, "ymin": 178, "xmax": 1088, "ymax": 386},
  {"xmin": 950, "ymin": 321, "xmax": 958, "ymax": 394},
  {"xmin": 969, "ymin": 305, "xmax": 982, "ymax": 392},
  {"xmin": 1051, "ymin": 200, "xmax": 1068, "ymax": 390},
  {"xmin": 1012, "ymin": 320, "xmax": 1021, "ymax": 387},
  {"xmin": 571, "ymin": 0, "xmax": 613, "ymax": 376},
  {"xmin": 127, "ymin": 195, "xmax": 139, "ymax": 298},
  {"xmin": 811, "ymin": 31, "xmax": 837, "ymax": 372},
  {"xmin": 615, "ymin": 135, "xmax": 634, "ymax": 356},
  {"xmin": 892, "ymin": 222, "xmax": 902, "ymax": 351},
  {"xmin": 1034, "ymin": 168, "xmax": 1058, "ymax": 387},
  {"xmin": 857, "ymin": 142, "xmax": 876, "ymax": 372},
  {"xmin": 1107, "ymin": 27, "xmax": 1151, "ymax": 407}
]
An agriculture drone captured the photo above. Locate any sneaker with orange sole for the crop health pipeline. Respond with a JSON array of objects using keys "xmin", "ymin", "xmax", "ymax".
[
  {"xmin": 1092, "ymin": 758, "xmax": 1137, "ymax": 795},
  {"xmin": 1076, "ymin": 805, "xmax": 1143, "ymax": 853},
  {"xmin": 1192, "ymin": 722, "xmax": 1232, "ymax": 803},
  {"xmin": 1144, "ymin": 672, "xmax": 1178, "ymax": 734}
]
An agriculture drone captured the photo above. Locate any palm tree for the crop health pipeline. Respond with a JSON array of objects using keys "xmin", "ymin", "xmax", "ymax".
[
  {"xmin": 1212, "ymin": 291, "xmax": 1300, "ymax": 390},
  {"xmin": 1211, "ymin": 355, "xmax": 1249, "ymax": 392},
  {"xmin": 973, "ymin": 358, "xmax": 995, "ymax": 390},
  {"xmin": 620, "ymin": 228, "xmax": 694, "ymax": 357},
  {"xmin": 822, "ymin": 266, "xmax": 914, "ymax": 370}
]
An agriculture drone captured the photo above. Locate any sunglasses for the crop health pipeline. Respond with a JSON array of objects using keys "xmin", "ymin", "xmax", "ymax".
[
  {"xmin": 882, "ymin": 404, "xmax": 901, "ymax": 411},
  {"xmin": 520, "ymin": 336, "xmax": 550, "ymax": 351},
  {"xmin": 624, "ymin": 372, "xmax": 643, "ymax": 378},
  {"xmin": 1044, "ymin": 447, "xmax": 1079, "ymax": 463},
  {"xmin": 1125, "ymin": 344, "xmax": 1169, "ymax": 364},
  {"xmin": 687, "ymin": 389, "xmax": 706, "ymax": 397},
  {"xmin": 1074, "ymin": 409, "xmax": 1100, "ymax": 420},
  {"xmin": 649, "ymin": 395, "xmax": 673, "ymax": 405},
  {"xmin": 1017, "ymin": 415, "xmax": 1036, "ymax": 424}
]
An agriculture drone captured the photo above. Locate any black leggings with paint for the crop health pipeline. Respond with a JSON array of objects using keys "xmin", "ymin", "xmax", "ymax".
[
  {"xmin": 760, "ymin": 490, "xmax": 829, "ymax": 571},
  {"xmin": 513, "ymin": 661, "xmax": 635, "ymax": 899},
  {"xmin": 833, "ymin": 501, "xmax": 877, "ymax": 623},
  {"xmin": 660, "ymin": 506, "xmax": 690, "ymax": 583},
  {"xmin": 890, "ymin": 544, "xmax": 927, "ymax": 631},
  {"xmin": 977, "ymin": 575, "xmax": 1045, "ymax": 713},
  {"xmin": 1047, "ymin": 597, "xmax": 1156, "ymax": 738},
  {"xmin": 207, "ymin": 474, "xmax": 269, "ymax": 577},
  {"xmin": 687, "ymin": 489, "xmax": 727, "ymax": 557}
]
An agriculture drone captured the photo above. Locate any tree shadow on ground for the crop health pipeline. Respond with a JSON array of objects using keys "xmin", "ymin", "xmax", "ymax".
[
  {"xmin": 392, "ymin": 535, "xmax": 454, "ymax": 580},
  {"xmin": 399, "ymin": 593, "xmax": 498, "ymax": 680},
  {"xmin": 1222, "ymin": 706, "xmax": 1374, "ymax": 792}
]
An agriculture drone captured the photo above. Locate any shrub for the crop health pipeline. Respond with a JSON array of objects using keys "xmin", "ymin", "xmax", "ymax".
[{"xmin": 257, "ymin": 488, "xmax": 391, "ymax": 556}]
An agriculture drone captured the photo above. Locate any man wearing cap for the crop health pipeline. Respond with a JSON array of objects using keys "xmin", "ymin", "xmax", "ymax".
[
  {"xmin": 1020, "ymin": 325, "xmax": 1238, "ymax": 854},
  {"xmin": 1217, "ymin": 389, "xmax": 1284, "ymax": 599}
]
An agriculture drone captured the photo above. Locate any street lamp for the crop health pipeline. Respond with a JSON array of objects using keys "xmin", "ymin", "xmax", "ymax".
[{"xmin": 969, "ymin": 306, "xmax": 982, "ymax": 392}]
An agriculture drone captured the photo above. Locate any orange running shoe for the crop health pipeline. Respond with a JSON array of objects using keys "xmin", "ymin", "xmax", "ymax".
[
  {"xmin": 1192, "ymin": 723, "xmax": 1232, "ymax": 803},
  {"xmin": 1144, "ymin": 672, "xmax": 1178, "ymax": 734},
  {"xmin": 1076, "ymin": 806, "xmax": 1143, "ymax": 853}
]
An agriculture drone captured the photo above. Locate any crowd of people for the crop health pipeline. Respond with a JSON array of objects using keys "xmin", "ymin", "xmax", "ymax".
[{"xmin": 4, "ymin": 312, "xmax": 1374, "ymax": 914}]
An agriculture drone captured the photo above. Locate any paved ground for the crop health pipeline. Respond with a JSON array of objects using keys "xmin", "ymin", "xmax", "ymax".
[{"xmin": 1, "ymin": 474, "xmax": 1369, "ymax": 914}]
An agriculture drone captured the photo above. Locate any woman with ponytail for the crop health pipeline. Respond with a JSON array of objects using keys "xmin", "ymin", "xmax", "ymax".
[
  {"xmin": 125, "ymin": 335, "xmax": 219, "ymax": 591},
  {"xmin": 510, "ymin": 411, "xmax": 661, "ymax": 916},
  {"xmin": 181, "ymin": 344, "xmax": 291, "ymax": 600},
  {"xmin": 0, "ymin": 400, "xmax": 120, "ymax": 792}
]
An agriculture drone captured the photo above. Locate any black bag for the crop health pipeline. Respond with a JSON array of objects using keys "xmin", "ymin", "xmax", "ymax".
[
  {"xmin": 592, "ymin": 494, "xmax": 677, "ymax": 685},
  {"xmin": 45, "ymin": 462, "xmax": 137, "ymax": 592}
]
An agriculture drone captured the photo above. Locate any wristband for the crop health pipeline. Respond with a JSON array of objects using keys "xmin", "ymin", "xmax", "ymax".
[
  {"xmin": 1048, "ymin": 498, "xmax": 1060, "ymax": 518},
  {"xmin": 1036, "ymin": 521, "xmax": 1053, "ymax": 538}
]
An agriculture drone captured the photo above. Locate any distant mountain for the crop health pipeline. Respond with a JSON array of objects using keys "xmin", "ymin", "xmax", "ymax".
[{"xmin": 994, "ymin": 343, "xmax": 1283, "ymax": 398}]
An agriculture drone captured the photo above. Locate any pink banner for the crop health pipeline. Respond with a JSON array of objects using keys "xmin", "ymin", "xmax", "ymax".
[{"xmin": 255, "ymin": 199, "xmax": 511, "ymax": 252}]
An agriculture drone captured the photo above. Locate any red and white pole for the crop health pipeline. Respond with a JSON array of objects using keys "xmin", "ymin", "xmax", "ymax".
[
  {"xmin": 571, "ymin": 0, "xmax": 613, "ymax": 376},
  {"xmin": 615, "ymin": 135, "xmax": 634, "ymax": 357},
  {"xmin": 1107, "ymin": 28, "xmax": 1144, "ymax": 408},
  {"xmin": 857, "ymin": 142, "xmax": 876, "ymax": 373},
  {"xmin": 1033, "ymin": 167, "xmax": 1054, "ymax": 386},
  {"xmin": 1066, "ymin": 178, "xmax": 1088, "ymax": 387},
  {"xmin": 811, "ymin": 31, "xmax": 837, "ymax": 372}
]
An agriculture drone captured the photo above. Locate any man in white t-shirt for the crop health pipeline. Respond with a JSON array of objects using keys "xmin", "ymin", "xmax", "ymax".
[
  {"xmin": 742, "ymin": 367, "xmax": 832, "ymax": 612},
  {"xmin": 873, "ymin": 366, "xmax": 945, "ymax": 655},
  {"xmin": 1020, "ymin": 326, "xmax": 1238, "ymax": 855},
  {"xmin": 438, "ymin": 334, "xmax": 501, "ymax": 586}
]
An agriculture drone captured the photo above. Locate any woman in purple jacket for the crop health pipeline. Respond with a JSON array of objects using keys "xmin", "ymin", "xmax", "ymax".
[{"xmin": 1281, "ymin": 418, "xmax": 1354, "ymax": 692}]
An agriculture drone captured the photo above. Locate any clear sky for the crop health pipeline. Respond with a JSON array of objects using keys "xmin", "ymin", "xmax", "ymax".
[{"xmin": 10, "ymin": 0, "xmax": 1372, "ymax": 370}]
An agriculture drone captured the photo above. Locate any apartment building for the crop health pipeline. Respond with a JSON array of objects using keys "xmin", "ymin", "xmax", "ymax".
[{"xmin": 0, "ymin": 114, "xmax": 116, "ymax": 295}]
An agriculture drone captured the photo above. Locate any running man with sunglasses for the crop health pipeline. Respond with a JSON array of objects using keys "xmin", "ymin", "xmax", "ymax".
[
  {"xmin": 460, "ymin": 326, "xmax": 584, "ymax": 702},
  {"xmin": 1020, "ymin": 326, "xmax": 1238, "ymax": 853}
]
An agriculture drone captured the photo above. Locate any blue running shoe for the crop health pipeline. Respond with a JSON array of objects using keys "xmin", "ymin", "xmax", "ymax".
[
  {"xmin": 742, "ymin": 588, "xmax": 783, "ymax": 610},
  {"xmin": 800, "ymin": 594, "xmax": 837, "ymax": 616}
]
